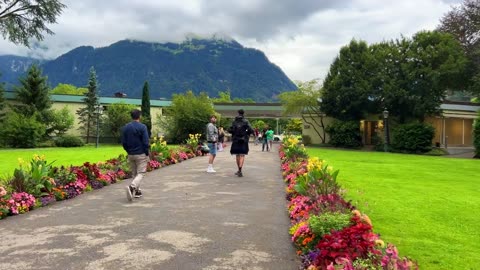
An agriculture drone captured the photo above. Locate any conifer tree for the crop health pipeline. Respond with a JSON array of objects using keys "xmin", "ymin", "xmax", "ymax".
[
  {"xmin": 0, "ymin": 73, "xmax": 5, "ymax": 120},
  {"xmin": 77, "ymin": 67, "xmax": 99, "ymax": 143},
  {"xmin": 141, "ymin": 81, "xmax": 152, "ymax": 137},
  {"xmin": 13, "ymin": 64, "xmax": 51, "ymax": 116}
]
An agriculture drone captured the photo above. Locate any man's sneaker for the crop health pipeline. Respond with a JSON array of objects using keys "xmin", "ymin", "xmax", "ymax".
[
  {"xmin": 207, "ymin": 167, "xmax": 216, "ymax": 173},
  {"xmin": 237, "ymin": 171, "xmax": 243, "ymax": 177},
  {"xmin": 126, "ymin": 185, "xmax": 135, "ymax": 202},
  {"xmin": 134, "ymin": 189, "xmax": 142, "ymax": 198}
]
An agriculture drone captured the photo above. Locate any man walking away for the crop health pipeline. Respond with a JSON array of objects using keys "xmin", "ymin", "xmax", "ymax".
[
  {"xmin": 228, "ymin": 109, "xmax": 254, "ymax": 177},
  {"xmin": 122, "ymin": 109, "xmax": 150, "ymax": 201},
  {"xmin": 266, "ymin": 127, "xmax": 274, "ymax": 151},
  {"xmin": 206, "ymin": 115, "xmax": 218, "ymax": 173}
]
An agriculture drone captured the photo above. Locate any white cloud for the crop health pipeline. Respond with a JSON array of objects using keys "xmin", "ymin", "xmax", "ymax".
[{"xmin": 0, "ymin": 0, "xmax": 463, "ymax": 82}]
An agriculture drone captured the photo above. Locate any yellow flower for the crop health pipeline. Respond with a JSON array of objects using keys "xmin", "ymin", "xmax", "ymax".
[
  {"xmin": 18, "ymin": 158, "xmax": 25, "ymax": 166},
  {"xmin": 375, "ymin": 239, "xmax": 385, "ymax": 248}
]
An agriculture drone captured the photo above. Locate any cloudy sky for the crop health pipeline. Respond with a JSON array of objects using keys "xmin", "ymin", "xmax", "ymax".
[{"xmin": 0, "ymin": 0, "xmax": 463, "ymax": 82}]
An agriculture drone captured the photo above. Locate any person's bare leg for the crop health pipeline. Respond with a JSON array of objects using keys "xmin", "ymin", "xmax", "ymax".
[{"xmin": 235, "ymin": 155, "xmax": 245, "ymax": 177}]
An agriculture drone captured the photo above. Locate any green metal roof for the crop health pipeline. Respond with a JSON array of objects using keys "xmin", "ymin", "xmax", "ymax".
[
  {"xmin": 4, "ymin": 92, "xmax": 172, "ymax": 107},
  {"xmin": 4, "ymin": 92, "xmax": 286, "ymax": 116}
]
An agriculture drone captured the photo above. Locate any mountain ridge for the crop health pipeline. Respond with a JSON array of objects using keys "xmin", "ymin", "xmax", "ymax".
[{"xmin": 0, "ymin": 38, "xmax": 297, "ymax": 101}]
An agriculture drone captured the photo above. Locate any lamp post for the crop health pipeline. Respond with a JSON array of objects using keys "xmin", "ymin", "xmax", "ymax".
[
  {"xmin": 383, "ymin": 108, "xmax": 389, "ymax": 152},
  {"xmin": 276, "ymin": 118, "xmax": 279, "ymax": 135},
  {"xmin": 95, "ymin": 104, "xmax": 103, "ymax": 148}
]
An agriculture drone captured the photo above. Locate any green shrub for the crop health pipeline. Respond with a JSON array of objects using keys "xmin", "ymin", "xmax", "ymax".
[
  {"xmin": 54, "ymin": 135, "xmax": 85, "ymax": 147},
  {"xmin": 302, "ymin": 135, "xmax": 312, "ymax": 145},
  {"xmin": 308, "ymin": 212, "xmax": 352, "ymax": 238},
  {"xmin": 424, "ymin": 147, "xmax": 449, "ymax": 156},
  {"xmin": 0, "ymin": 112, "xmax": 46, "ymax": 148},
  {"xmin": 325, "ymin": 120, "xmax": 362, "ymax": 148},
  {"xmin": 474, "ymin": 115, "xmax": 480, "ymax": 158},
  {"xmin": 391, "ymin": 122, "xmax": 435, "ymax": 153}
]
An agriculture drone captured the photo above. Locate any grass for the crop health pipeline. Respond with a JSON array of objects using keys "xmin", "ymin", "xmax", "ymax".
[
  {"xmin": 306, "ymin": 147, "xmax": 480, "ymax": 270},
  {"xmin": 0, "ymin": 144, "xmax": 125, "ymax": 178}
]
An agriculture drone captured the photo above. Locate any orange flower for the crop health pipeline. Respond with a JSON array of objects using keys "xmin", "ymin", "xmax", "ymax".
[
  {"xmin": 302, "ymin": 237, "xmax": 313, "ymax": 246},
  {"xmin": 361, "ymin": 214, "xmax": 372, "ymax": 226}
]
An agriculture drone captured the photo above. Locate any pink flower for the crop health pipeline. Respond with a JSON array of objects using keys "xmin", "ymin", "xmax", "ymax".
[{"xmin": 0, "ymin": 186, "xmax": 6, "ymax": 197}]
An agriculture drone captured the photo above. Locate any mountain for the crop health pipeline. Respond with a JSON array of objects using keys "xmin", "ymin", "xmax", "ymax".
[
  {"xmin": 0, "ymin": 38, "xmax": 297, "ymax": 101},
  {"xmin": 0, "ymin": 55, "xmax": 42, "ymax": 89}
]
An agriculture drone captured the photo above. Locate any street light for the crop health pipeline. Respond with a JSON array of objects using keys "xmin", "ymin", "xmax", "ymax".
[
  {"xmin": 95, "ymin": 104, "xmax": 103, "ymax": 148},
  {"xmin": 383, "ymin": 108, "xmax": 389, "ymax": 152},
  {"xmin": 276, "ymin": 118, "xmax": 279, "ymax": 135}
]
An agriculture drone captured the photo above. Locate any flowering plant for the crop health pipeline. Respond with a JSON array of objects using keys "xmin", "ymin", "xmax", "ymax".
[
  {"xmin": 7, "ymin": 192, "xmax": 36, "ymax": 214},
  {"xmin": 279, "ymin": 140, "xmax": 418, "ymax": 269},
  {"xmin": 290, "ymin": 221, "xmax": 317, "ymax": 255},
  {"xmin": 282, "ymin": 135, "xmax": 308, "ymax": 161},
  {"xmin": 52, "ymin": 187, "xmax": 66, "ymax": 201},
  {"xmin": 178, "ymin": 151, "xmax": 189, "ymax": 160},
  {"xmin": 0, "ymin": 186, "xmax": 7, "ymax": 197},
  {"xmin": 185, "ymin": 133, "xmax": 202, "ymax": 153},
  {"xmin": 294, "ymin": 157, "xmax": 341, "ymax": 199},
  {"xmin": 151, "ymin": 136, "xmax": 169, "ymax": 159},
  {"xmin": 0, "ymin": 202, "xmax": 9, "ymax": 219},
  {"xmin": 147, "ymin": 160, "xmax": 161, "ymax": 171}
]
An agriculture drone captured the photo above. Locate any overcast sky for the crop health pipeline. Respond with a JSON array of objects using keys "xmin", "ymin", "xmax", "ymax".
[{"xmin": 0, "ymin": 0, "xmax": 463, "ymax": 82}]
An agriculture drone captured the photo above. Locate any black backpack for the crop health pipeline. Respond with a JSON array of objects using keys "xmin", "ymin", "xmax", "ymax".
[{"xmin": 233, "ymin": 119, "xmax": 248, "ymax": 142}]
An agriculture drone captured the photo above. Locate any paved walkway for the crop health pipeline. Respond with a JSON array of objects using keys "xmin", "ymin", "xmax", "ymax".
[{"xmin": 0, "ymin": 143, "xmax": 298, "ymax": 270}]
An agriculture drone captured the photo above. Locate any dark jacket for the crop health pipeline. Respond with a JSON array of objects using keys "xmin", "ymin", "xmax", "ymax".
[{"xmin": 121, "ymin": 121, "xmax": 150, "ymax": 155}]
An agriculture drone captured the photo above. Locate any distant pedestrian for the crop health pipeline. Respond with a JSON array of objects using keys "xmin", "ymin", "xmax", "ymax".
[
  {"xmin": 266, "ymin": 127, "xmax": 274, "ymax": 151},
  {"xmin": 122, "ymin": 109, "xmax": 150, "ymax": 201},
  {"xmin": 261, "ymin": 127, "xmax": 269, "ymax": 151},
  {"xmin": 218, "ymin": 126, "xmax": 225, "ymax": 152},
  {"xmin": 206, "ymin": 115, "xmax": 218, "ymax": 173},
  {"xmin": 228, "ymin": 109, "xmax": 254, "ymax": 177},
  {"xmin": 254, "ymin": 128, "xmax": 260, "ymax": 145}
]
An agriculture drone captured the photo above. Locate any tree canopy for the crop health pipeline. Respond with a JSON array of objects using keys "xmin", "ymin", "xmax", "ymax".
[
  {"xmin": 278, "ymin": 80, "xmax": 327, "ymax": 143},
  {"xmin": 50, "ymin": 83, "xmax": 87, "ymax": 95},
  {"xmin": 321, "ymin": 32, "xmax": 467, "ymax": 123},
  {"xmin": 438, "ymin": 0, "xmax": 480, "ymax": 97},
  {"xmin": 0, "ymin": 0, "xmax": 66, "ymax": 47},
  {"xmin": 13, "ymin": 64, "xmax": 51, "ymax": 116},
  {"xmin": 160, "ymin": 90, "xmax": 215, "ymax": 143},
  {"xmin": 76, "ymin": 67, "xmax": 99, "ymax": 143}
]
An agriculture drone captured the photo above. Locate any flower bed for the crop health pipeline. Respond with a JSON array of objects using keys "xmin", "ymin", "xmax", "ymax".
[
  {"xmin": 0, "ymin": 135, "xmax": 201, "ymax": 221},
  {"xmin": 279, "ymin": 136, "xmax": 418, "ymax": 270}
]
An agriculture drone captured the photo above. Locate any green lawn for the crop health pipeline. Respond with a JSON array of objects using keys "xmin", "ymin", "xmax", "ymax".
[
  {"xmin": 0, "ymin": 145, "xmax": 125, "ymax": 178},
  {"xmin": 307, "ymin": 148, "xmax": 480, "ymax": 270}
]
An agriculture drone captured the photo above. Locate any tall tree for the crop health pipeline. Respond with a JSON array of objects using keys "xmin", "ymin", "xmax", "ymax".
[
  {"xmin": 141, "ymin": 81, "xmax": 152, "ymax": 137},
  {"xmin": 397, "ymin": 31, "xmax": 467, "ymax": 121},
  {"xmin": 159, "ymin": 90, "xmax": 215, "ymax": 143},
  {"xmin": 13, "ymin": 64, "xmax": 51, "ymax": 116},
  {"xmin": 0, "ymin": 72, "xmax": 5, "ymax": 120},
  {"xmin": 321, "ymin": 39, "xmax": 376, "ymax": 121},
  {"xmin": 211, "ymin": 90, "xmax": 233, "ymax": 103},
  {"xmin": 438, "ymin": 0, "xmax": 480, "ymax": 95},
  {"xmin": 76, "ymin": 67, "xmax": 99, "ymax": 143},
  {"xmin": 102, "ymin": 102, "xmax": 136, "ymax": 142},
  {"xmin": 278, "ymin": 80, "xmax": 327, "ymax": 143},
  {"xmin": 0, "ymin": 0, "xmax": 66, "ymax": 47}
]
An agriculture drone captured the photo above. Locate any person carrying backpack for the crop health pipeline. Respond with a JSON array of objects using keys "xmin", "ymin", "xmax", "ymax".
[{"xmin": 228, "ymin": 109, "xmax": 254, "ymax": 177}]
